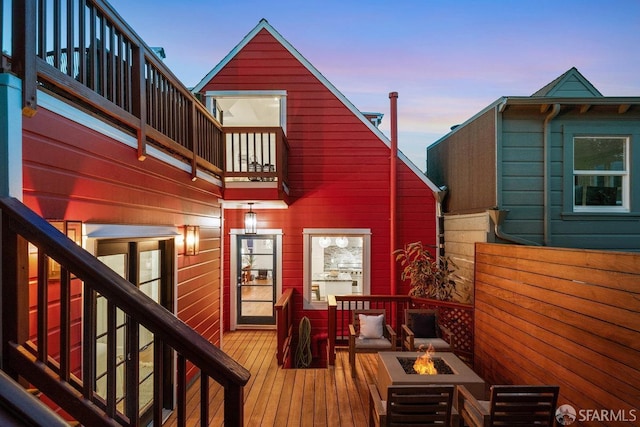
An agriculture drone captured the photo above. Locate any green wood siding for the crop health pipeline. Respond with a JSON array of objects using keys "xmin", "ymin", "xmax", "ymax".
[{"xmin": 499, "ymin": 106, "xmax": 640, "ymax": 251}]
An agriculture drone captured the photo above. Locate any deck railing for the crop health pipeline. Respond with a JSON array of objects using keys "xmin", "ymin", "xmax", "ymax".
[
  {"xmin": 327, "ymin": 295, "xmax": 474, "ymax": 366},
  {"xmin": 223, "ymin": 127, "xmax": 289, "ymax": 186},
  {"xmin": 0, "ymin": 197, "xmax": 250, "ymax": 427},
  {"xmin": 274, "ymin": 288, "xmax": 295, "ymax": 366},
  {"xmin": 9, "ymin": 0, "xmax": 224, "ymax": 178}
]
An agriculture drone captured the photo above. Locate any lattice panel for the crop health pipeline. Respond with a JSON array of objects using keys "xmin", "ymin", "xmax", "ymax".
[{"xmin": 413, "ymin": 301, "xmax": 474, "ymax": 365}]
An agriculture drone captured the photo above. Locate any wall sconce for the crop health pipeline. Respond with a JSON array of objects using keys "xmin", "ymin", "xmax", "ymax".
[
  {"xmin": 48, "ymin": 220, "xmax": 83, "ymax": 280},
  {"xmin": 184, "ymin": 225, "xmax": 200, "ymax": 256},
  {"xmin": 50, "ymin": 220, "xmax": 83, "ymax": 246},
  {"xmin": 244, "ymin": 203, "xmax": 257, "ymax": 234}
]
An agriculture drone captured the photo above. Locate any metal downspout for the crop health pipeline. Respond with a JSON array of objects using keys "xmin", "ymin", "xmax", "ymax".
[
  {"xmin": 389, "ymin": 92, "xmax": 398, "ymax": 295},
  {"xmin": 543, "ymin": 104, "xmax": 561, "ymax": 245},
  {"xmin": 488, "ymin": 209, "xmax": 541, "ymax": 246}
]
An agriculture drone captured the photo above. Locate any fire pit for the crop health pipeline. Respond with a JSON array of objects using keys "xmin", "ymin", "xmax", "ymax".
[
  {"xmin": 397, "ymin": 356, "xmax": 454, "ymax": 375},
  {"xmin": 376, "ymin": 351, "xmax": 485, "ymax": 401}
]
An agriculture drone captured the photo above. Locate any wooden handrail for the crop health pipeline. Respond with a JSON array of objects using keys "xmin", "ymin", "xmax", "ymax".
[
  {"xmin": 0, "ymin": 370, "xmax": 70, "ymax": 426},
  {"xmin": 0, "ymin": 197, "xmax": 250, "ymax": 426},
  {"xmin": 274, "ymin": 288, "xmax": 295, "ymax": 366}
]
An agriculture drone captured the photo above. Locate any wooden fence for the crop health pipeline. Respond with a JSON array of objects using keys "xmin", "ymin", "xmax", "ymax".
[{"xmin": 474, "ymin": 243, "xmax": 639, "ymax": 424}]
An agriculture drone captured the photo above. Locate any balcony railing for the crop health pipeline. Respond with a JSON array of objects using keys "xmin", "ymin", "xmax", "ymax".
[
  {"xmin": 223, "ymin": 127, "xmax": 289, "ymax": 187},
  {"xmin": 8, "ymin": 0, "xmax": 223, "ymax": 179}
]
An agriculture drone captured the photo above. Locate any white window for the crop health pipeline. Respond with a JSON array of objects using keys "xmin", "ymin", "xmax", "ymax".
[
  {"xmin": 303, "ymin": 229, "xmax": 371, "ymax": 309},
  {"xmin": 573, "ymin": 137, "xmax": 629, "ymax": 212}
]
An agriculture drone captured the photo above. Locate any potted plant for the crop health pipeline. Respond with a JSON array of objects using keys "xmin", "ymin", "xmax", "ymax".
[{"xmin": 394, "ymin": 241, "xmax": 458, "ymax": 301}]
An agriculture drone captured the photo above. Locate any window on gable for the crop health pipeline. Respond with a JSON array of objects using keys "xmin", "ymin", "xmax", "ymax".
[
  {"xmin": 303, "ymin": 229, "xmax": 370, "ymax": 309},
  {"xmin": 573, "ymin": 137, "xmax": 629, "ymax": 212}
]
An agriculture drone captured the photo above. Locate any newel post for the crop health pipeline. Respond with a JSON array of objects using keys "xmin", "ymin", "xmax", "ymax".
[
  {"xmin": 224, "ymin": 383, "xmax": 244, "ymax": 427},
  {"xmin": 328, "ymin": 295, "xmax": 337, "ymax": 365}
]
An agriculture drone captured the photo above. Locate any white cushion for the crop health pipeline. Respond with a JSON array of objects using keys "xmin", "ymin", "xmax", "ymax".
[{"xmin": 359, "ymin": 314, "xmax": 384, "ymax": 339}]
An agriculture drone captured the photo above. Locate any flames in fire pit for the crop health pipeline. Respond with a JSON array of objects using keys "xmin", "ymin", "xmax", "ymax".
[
  {"xmin": 396, "ymin": 344, "xmax": 454, "ymax": 375},
  {"xmin": 413, "ymin": 344, "xmax": 437, "ymax": 374}
]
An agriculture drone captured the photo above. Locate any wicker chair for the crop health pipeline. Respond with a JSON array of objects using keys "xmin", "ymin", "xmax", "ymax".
[
  {"xmin": 457, "ymin": 384, "xmax": 560, "ymax": 427},
  {"xmin": 348, "ymin": 309, "xmax": 396, "ymax": 378}
]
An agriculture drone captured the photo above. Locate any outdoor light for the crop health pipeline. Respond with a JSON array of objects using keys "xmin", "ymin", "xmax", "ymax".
[
  {"xmin": 244, "ymin": 203, "xmax": 257, "ymax": 234},
  {"xmin": 184, "ymin": 225, "xmax": 200, "ymax": 256},
  {"xmin": 47, "ymin": 220, "xmax": 83, "ymax": 279}
]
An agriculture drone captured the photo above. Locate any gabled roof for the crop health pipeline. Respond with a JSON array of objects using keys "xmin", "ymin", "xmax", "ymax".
[
  {"xmin": 192, "ymin": 19, "xmax": 440, "ymax": 193},
  {"xmin": 531, "ymin": 67, "xmax": 602, "ymax": 97}
]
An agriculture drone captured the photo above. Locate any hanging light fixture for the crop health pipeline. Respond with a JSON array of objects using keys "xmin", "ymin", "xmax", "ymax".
[
  {"xmin": 244, "ymin": 203, "xmax": 257, "ymax": 234},
  {"xmin": 318, "ymin": 237, "xmax": 332, "ymax": 248},
  {"xmin": 335, "ymin": 236, "xmax": 349, "ymax": 248}
]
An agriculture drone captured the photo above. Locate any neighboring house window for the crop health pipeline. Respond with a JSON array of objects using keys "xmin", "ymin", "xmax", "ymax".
[
  {"xmin": 573, "ymin": 136, "xmax": 629, "ymax": 212},
  {"xmin": 303, "ymin": 229, "xmax": 370, "ymax": 309}
]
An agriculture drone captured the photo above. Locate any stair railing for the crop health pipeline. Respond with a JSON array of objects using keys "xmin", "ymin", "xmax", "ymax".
[{"xmin": 0, "ymin": 197, "xmax": 250, "ymax": 426}]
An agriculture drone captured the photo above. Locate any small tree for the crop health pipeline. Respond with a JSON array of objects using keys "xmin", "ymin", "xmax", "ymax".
[{"xmin": 394, "ymin": 241, "xmax": 458, "ymax": 301}]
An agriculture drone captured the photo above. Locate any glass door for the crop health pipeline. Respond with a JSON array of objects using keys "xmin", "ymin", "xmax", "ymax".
[
  {"xmin": 96, "ymin": 239, "xmax": 173, "ymax": 425},
  {"xmin": 237, "ymin": 235, "xmax": 276, "ymax": 325}
]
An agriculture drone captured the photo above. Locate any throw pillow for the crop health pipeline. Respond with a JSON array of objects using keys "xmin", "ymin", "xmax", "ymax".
[
  {"xmin": 410, "ymin": 312, "xmax": 438, "ymax": 338},
  {"xmin": 359, "ymin": 314, "xmax": 384, "ymax": 339}
]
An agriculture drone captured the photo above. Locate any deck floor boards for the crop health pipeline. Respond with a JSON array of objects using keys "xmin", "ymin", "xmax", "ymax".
[{"xmin": 164, "ymin": 330, "xmax": 379, "ymax": 426}]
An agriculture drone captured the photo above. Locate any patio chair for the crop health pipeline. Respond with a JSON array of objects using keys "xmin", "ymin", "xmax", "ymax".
[
  {"xmin": 349, "ymin": 309, "xmax": 396, "ymax": 378},
  {"xmin": 401, "ymin": 308, "xmax": 453, "ymax": 352},
  {"xmin": 457, "ymin": 384, "xmax": 560, "ymax": 427},
  {"xmin": 368, "ymin": 384, "xmax": 456, "ymax": 427}
]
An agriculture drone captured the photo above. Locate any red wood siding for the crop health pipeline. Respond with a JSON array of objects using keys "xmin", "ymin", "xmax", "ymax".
[
  {"xmin": 204, "ymin": 29, "xmax": 437, "ymax": 332},
  {"xmin": 23, "ymin": 107, "xmax": 223, "ymax": 378}
]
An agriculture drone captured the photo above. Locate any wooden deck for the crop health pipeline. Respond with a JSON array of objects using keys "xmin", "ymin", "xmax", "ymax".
[{"xmin": 164, "ymin": 330, "xmax": 380, "ymax": 427}]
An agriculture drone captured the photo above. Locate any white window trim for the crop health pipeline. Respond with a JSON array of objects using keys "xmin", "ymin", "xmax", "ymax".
[
  {"xmin": 572, "ymin": 136, "xmax": 630, "ymax": 213},
  {"xmin": 302, "ymin": 228, "xmax": 371, "ymax": 310}
]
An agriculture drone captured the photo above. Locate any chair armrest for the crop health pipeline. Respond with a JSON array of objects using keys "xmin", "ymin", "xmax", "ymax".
[
  {"xmin": 385, "ymin": 324, "xmax": 397, "ymax": 349},
  {"xmin": 349, "ymin": 324, "xmax": 356, "ymax": 337},
  {"xmin": 401, "ymin": 324, "xmax": 414, "ymax": 350},
  {"xmin": 368, "ymin": 383, "xmax": 386, "ymax": 426},
  {"xmin": 401, "ymin": 324, "xmax": 414, "ymax": 338},
  {"xmin": 385, "ymin": 324, "xmax": 396, "ymax": 338},
  {"xmin": 457, "ymin": 385, "xmax": 490, "ymax": 426}
]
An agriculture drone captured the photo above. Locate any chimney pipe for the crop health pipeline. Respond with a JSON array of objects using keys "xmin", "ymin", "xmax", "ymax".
[{"xmin": 389, "ymin": 92, "xmax": 398, "ymax": 295}]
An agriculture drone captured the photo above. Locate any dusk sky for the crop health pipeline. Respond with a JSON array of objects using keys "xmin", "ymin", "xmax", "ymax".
[{"xmin": 109, "ymin": 0, "xmax": 640, "ymax": 171}]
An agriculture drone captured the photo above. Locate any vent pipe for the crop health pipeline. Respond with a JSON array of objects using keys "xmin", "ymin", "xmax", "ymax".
[{"xmin": 389, "ymin": 92, "xmax": 398, "ymax": 295}]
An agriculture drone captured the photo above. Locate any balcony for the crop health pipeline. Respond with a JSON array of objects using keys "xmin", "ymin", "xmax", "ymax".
[{"xmin": 222, "ymin": 126, "xmax": 290, "ymax": 205}]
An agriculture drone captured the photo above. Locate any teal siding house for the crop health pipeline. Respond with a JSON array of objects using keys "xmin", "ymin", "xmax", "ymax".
[{"xmin": 427, "ymin": 68, "xmax": 640, "ymax": 273}]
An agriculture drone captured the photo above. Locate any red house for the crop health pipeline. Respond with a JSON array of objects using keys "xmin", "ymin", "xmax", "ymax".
[
  {"xmin": 191, "ymin": 19, "xmax": 441, "ymax": 334},
  {"xmin": 0, "ymin": 3, "xmax": 440, "ymax": 424}
]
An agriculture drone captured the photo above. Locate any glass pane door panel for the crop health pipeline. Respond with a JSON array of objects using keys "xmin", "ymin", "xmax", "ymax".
[{"xmin": 237, "ymin": 236, "xmax": 276, "ymax": 325}]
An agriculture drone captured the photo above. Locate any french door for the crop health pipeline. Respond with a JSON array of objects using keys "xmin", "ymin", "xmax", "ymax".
[
  {"xmin": 236, "ymin": 235, "xmax": 276, "ymax": 325},
  {"xmin": 96, "ymin": 239, "xmax": 174, "ymax": 425}
]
